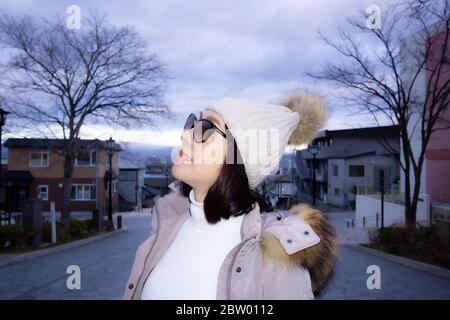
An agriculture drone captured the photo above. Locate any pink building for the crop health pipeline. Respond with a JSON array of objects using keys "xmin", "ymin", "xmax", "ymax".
[{"xmin": 425, "ymin": 28, "xmax": 450, "ymax": 204}]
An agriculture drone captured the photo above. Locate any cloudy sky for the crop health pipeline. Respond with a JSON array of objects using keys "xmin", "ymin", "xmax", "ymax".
[{"xmin": 0, "ymin": 0, "xmax": 393, "ymax": 147}]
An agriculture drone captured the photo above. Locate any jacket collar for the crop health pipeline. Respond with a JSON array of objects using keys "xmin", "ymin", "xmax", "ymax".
[
  {"xmin": 240, "ymin": 202, "xmax": 262, "ymax": 241},
  {"xmin": 164, "ymin": 187, "xmax": 262, "ymax": 242},
  {"xmin": 160, "ymin": 186, "xmax": 338, "ymax": 296}
]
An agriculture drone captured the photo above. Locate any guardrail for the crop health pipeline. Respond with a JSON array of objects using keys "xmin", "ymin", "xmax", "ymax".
[
  {"xmin": 296, "ymin": 193, "xmax": 328, "ymax": 212},
  {"xmin": 347, "ymin": 213, "xmax": 380, "ymax": 228},
  {"xmin": 431, "ymin": 202, "xmax": 450, "ymax": 223},
  {"xmin": 429, "ymin": 193, "xmax": 450, "ymax": 204}
]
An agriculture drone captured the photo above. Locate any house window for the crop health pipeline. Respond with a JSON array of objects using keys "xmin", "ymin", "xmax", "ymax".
[
  {"xmin": 334, "ymin": 188, "xmax": 341, "ymax": 196},
  {"xmin": 37, "ymin": 185, "xmax": 48, "ymax": 201},
  {"xmin": 120, "ymin": 171, "xmax": 136, "ymax": 181},
  {"xmin": 106, "ymin": 180, "xmax": 118, "ymax": 193},
  {"xmin": 333, "ymin": 165, "xmax": 339, "ymax": 176},
  {"xmin": 71, "ymin": 184, "xmax": 96, "ymax": 201},
  {"xmin": 29, "ymin": 152, "xmax": 49, "ymax": 167},
  {"xmin": 349, "ymin": 165, "xmax": 365, "ymax": 177},
  {"xmin": 75, "ymin": 150, "xmax": 96, "ymax": 166}
]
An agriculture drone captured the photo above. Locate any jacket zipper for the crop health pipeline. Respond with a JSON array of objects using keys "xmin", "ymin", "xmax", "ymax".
[
  {"xmin": 131, "ymin": 201, "xmax": 161, "ymax": 300},
  {"xmin": 225, "ymin": 236, "xmax": 253, "ymax": 299}
]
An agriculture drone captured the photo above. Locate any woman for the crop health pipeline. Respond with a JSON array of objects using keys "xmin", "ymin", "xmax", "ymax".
[{"xmin": 123, "ymin": 91, "xmax": 337, "ymax": 300}]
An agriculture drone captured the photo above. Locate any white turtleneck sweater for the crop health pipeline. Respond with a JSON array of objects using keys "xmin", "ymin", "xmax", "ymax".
[{"xmin": 141, "ymin": 189, "xmax": 245, "ymax": 300}]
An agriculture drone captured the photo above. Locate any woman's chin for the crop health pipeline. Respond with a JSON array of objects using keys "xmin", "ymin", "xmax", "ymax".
[{"xmin": 172, "ymin": 162, "xmax": 192, "ymax": 181}]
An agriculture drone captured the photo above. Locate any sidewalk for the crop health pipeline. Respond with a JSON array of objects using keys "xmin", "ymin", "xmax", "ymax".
[
  {"xmin": 0, "ymin": 209, "xmax": 151, "ymax": 267},
  {"xmin": 320, "ymin": 207, "xmax": 450, "ymax": 299},
  {"xmin": 323, "ymin": 209, "xmax": 373, "ymax": 245},
  {"xmin": 319, "ymin": 245, "xmax": 450, "ymax": 299},
  {"xmin": 0, "ymin": 229, "xmax": 125, "ymax": 267},
  {"xmin": 0, "ymin": 214, "xmax": 151, "ymax": 299}
]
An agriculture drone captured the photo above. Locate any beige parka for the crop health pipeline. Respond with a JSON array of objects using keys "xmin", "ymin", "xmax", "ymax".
[{"xmin": 123, "ymin": 187, "xmax": 337, "ymax": 300}]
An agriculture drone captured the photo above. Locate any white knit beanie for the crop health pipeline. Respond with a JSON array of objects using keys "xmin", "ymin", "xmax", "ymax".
[{"xmin": 206, "ymin": 91, "xmax": 326, "ymax": 190}]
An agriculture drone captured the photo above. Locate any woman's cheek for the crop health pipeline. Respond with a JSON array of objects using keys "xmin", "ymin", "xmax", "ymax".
[{"xmin": 199, "ymin": 143, "xmax": 215, "ymax": 165}]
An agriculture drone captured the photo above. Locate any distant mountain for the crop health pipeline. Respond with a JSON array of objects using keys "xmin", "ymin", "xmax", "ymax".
[{"xmin": 118, "ymin": 142, "xmax": 175, "ymax": 164}]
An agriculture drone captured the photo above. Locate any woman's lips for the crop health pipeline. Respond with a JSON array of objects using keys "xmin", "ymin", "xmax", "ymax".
[{"xmin": 177, "ymin": 148, "xmax": 192, "ymax": 163}]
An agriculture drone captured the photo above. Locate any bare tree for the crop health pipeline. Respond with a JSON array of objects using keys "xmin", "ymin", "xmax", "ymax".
[
  {"xmin": 307, "ymin": 0, "xmax": 450, "ymax": 226},
  {"xmin": 0, "ymin": 12, "xmax": 171, "ymax": 229}
]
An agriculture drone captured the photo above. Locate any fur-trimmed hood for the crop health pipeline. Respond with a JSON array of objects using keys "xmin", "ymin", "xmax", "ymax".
[
  {"xmin": 124, "ymin": 187, "xmax": 337, "ymax": 300},
  {"xmin": 260, "ymin": 203, "xmax": 337, "ymax": 296},
  {"xmin": 166, "ymin": 182, "xmax": 337, "ymax": 295}
]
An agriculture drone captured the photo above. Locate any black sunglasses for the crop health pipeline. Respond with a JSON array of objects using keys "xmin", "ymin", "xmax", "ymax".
[{"xmin": 184, "ymin": 113, "xmax": 227, "ymax": 143}]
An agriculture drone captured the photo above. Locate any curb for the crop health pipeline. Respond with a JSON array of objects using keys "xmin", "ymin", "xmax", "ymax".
[
  {"xmin": 344, "ymin": 244, "xmax": 450, "ymax": 280},
  {"xmin": 0, "ymin": 228, "xmax": 127, "ymax": 268}
]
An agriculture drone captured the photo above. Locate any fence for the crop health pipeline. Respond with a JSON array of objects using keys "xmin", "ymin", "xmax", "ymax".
[
  {"xmin": 431, "ymin": 202, "xmax": 450, "ymax": 224},
  {"xmin": 363, "ymin": 193, "xmax": 405, "ymax": 206},
  {"xmin": 355, "ymin": 193, "xmax": 431, "ymax": 227},
  {"xmin": 346, "ymin": 213, "xmax": 382, "ymax": 228},
  {"xmin": 429, "ymin": 193, "xmax": 450, "ymax": 205},
  {"xmin": 356, "ymin": 182, "xmax": 400, "ymax": 196},
  {"xmin": 1, "ymin": 210, "xmax": 96, "ymax": 226},
  {"xmin": 295, "ymin": 192, "xmax": 329, "ymax": 212},
  {"xmin": 0, "ymin": 211, "xmax": 22, "ymax": 226}
]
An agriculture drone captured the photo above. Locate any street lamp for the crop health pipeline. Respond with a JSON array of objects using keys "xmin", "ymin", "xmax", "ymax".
[
  {"xmin": 0, "ymin": 107, "xmax": 10, "ymax": 217},
  {"xmin": 308, "ymin": 144, "xmax": 319, "ymax": 206},
  {"xmin": 106, "ymin": 137, "xmax": 115, "ymax": 228}
]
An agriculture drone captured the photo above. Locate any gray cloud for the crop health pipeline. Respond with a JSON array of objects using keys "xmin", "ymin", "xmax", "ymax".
[{"xmin": 0, "ymin": 0, "xmax": 393, "ymax": 144}]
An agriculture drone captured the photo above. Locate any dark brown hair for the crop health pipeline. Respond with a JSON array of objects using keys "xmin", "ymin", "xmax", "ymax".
[{"xmin": 179, "ymin": 125, "xmax": 270, "ymax": 224}]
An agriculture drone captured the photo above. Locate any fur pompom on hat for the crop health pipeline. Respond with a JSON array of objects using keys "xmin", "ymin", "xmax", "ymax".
[
  {"xmin": 281, "ymin": 91, "xmax": 327, "ymax": 146},
  {"xmin": 206, "ymin": 91, "xmax": 326, "ymax": 190}
]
